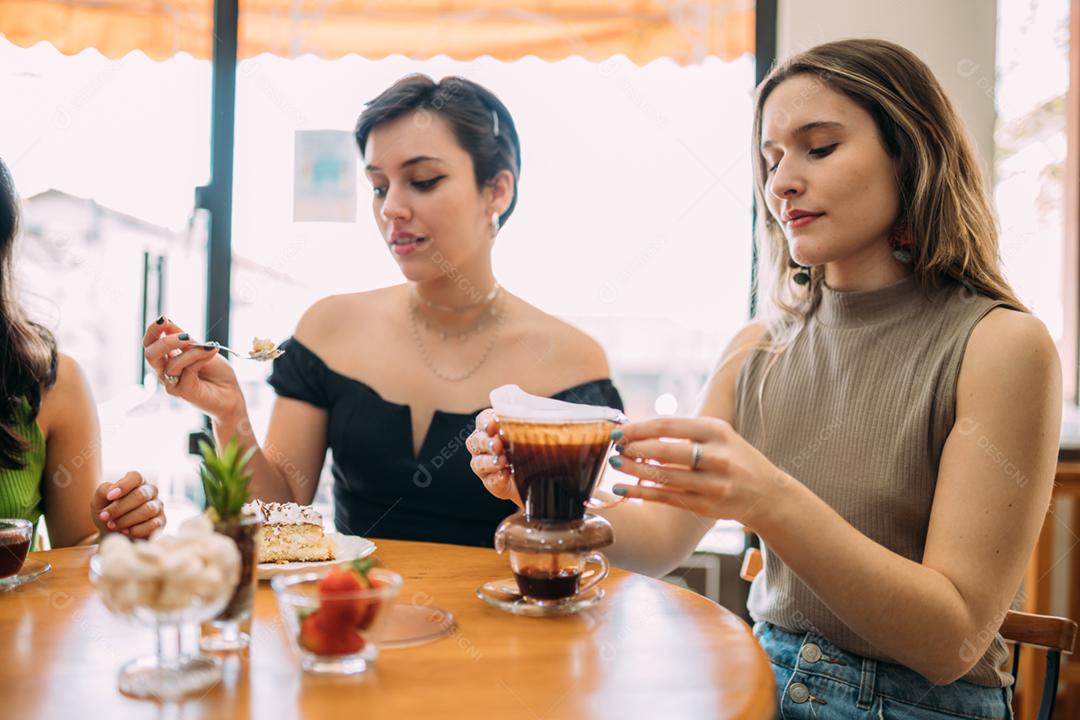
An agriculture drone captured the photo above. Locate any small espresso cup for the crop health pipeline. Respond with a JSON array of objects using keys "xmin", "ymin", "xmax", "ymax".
[
  {"xmin": 0, "ymin": 519, "xmax": 33, "ymax": 579},
  {"xmin": 508, "ymin": 549, "xmax": 609, "ymax": 604}
]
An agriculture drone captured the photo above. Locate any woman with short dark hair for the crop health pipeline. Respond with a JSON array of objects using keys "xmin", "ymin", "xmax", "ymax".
[{"xmin": 145, "ymin": 75, "xmax": 621, "ymax": 548}]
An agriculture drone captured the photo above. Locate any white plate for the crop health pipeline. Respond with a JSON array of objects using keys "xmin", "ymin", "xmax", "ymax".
[{"xmin": 256, "ymin": 534, "xmax": 376, "ymax": 580}]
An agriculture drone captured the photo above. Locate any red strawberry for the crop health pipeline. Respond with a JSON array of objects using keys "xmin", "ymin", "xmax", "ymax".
[
  {"xmin": 348, "ymin": 558, "xmax": 384, "ymax": 630},
  {"xmin": 318, "ymin": 567, "xmax": 363, "ymax": 624},
  {"xmin": 328, "ymin": 627, "xmax": 365, "ymax": 654},
  {"xmin": 299, "ymin": 611, "xmax": 330, "ymax": 654},
  {"xmin": 300, "ymin": 610, "xmax": 365, "ymax": 655},
  {"xmin": 356, "ymin": 593, "xmax": 381, "ymax": 630},
  {"xmin": 320, "ymin": 566, "xmax": 363, "ymax": 594}
]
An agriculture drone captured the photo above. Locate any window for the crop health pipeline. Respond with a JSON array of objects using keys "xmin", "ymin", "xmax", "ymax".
[
  {"xmin": 1, "ymin": 37, "xmax": 757, "ymax": 544},
  {"xmin": 995, "ymin": 0, "xmax": 1072, "ymax": 385},
  {"xmin": 0, "ymin": 39, "xmax": 212, "ymax": 536}
]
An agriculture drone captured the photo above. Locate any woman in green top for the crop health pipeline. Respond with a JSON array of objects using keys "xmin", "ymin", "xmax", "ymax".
[{"xmin": 0, "ymin": 158, "xmax": 166, "ymax": 546}]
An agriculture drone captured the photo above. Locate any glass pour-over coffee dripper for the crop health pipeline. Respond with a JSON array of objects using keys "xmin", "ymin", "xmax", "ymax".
[{"xmin": 478, "ymin": 386, "xmax": 628, "ymax": 615}]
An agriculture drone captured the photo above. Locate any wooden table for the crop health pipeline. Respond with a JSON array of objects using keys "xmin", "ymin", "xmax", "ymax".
[{"xmin": 0, "ymin": 539, "xmax": 775, "ymax": 719}]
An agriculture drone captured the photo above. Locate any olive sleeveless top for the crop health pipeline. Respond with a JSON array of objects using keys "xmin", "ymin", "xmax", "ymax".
[{"xmin": 736, "ymin": 275, "xmax": 1016, "ymax": 687}]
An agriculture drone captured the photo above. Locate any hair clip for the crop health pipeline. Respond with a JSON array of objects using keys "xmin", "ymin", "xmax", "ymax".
[{"xmin": 492, "ymin": 110, "xmax": 500, "ymax": 137}]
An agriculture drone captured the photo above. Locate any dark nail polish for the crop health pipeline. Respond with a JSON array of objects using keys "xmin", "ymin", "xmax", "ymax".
[
  {"xmin": 611, "ymin": 429, "xmax": 624, "ymax": 440},
  {"xmin": 154, "ymin": 315, "xmax": 165, "ymax": 325},
  {"xmin": 609, "ymin": 456, "xmax": 623, "ymax": 468},
  {"xmin": 613, "ymin": 486, "xmax": 627, "ymax": 496},
  {"xmin": 178, "ymin": 333, "xmax": 189, "ymax": 341},
  {"xmin": 614, "ymin": 444, "xmax": 624, "ymax": 454}
]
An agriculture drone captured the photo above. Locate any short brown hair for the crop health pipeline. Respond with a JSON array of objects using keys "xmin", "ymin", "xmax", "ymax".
[{"xmin": 355, "ymin": 75, "xmax": 522, "ymax": 228}]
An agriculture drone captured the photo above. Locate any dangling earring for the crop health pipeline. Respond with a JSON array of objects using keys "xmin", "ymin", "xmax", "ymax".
[
  {"xmin": 490, "ymin": 211, "xmax": 500, "ymax": 237},
  {"xmin": 889, "ymin": 222, "xmax": 914, "ymax": 264},
  {"xmin": 788, "ymin": 257, "xmax": 811, "ymax": 286}
]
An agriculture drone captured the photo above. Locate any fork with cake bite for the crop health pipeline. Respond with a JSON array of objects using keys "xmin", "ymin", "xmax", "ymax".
[{"xmin": 195, "ymin": 338, "xmax": 285, "ymax": 361}]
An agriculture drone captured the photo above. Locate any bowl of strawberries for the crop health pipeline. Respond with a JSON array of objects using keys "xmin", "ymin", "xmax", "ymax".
[{"xmin": 271, "ymin": 558, "xmax": 402, "ymax": 675}]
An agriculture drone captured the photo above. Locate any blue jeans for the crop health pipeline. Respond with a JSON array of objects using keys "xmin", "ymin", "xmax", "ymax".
[{"xmin": 753, "ymin": 621, "xmax": 1013, "ymax": 719}]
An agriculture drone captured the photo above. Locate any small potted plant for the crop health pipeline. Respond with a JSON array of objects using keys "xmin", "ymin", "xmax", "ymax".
[{"xmin": 199, "ymin": 437, "xmax": 261, "ymax": 652}]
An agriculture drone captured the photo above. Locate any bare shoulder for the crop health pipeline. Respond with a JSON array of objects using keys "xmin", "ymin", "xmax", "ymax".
[
  {"xmin": 38, "ymin": 353, "xmax": 95, "ymax": 438},
  {"xmin": 43, "ymin": 353, "xmax": 90, "ymax": 402},
  {"xmin": 961, "ymin": 308, "xmax": 1060, "ymax": 392},
  {"xmin": 545, "ymin": 317, "xmax": 609, "ymax": 378},
  {"xmin": 726, "ymin": 320, "xmax": 770, "ymax": 362},
  {"xmin": 699, "ymin": 320, "xmax": 770, "ymax": 421},
  {"xmin": 507, "ymin": 298, "xmax": 610, "ymax": 385},
  {"xmin": 294, "ymin": 286, "xmax": 401, "ymax": 349},
  {"xmin": 710, "ymin": 320, "xmax": 770, "ymax": 382}
]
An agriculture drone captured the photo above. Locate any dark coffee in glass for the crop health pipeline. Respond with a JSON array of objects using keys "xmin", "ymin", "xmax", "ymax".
[
  {"xmin": 513, "ymin": 567, "xmax": 582, "ymax": 600},
  {"xmin": 498, "ymin": 419, "xmax": 615, "ymax": 523},
  {"xmin": 504, "ymin": 547, "xmax": 609, "ymax": 604}
]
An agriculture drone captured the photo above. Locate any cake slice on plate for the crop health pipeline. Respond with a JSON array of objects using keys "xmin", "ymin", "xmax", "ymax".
[{"xmin": 244, "ymin": 499, "xmax": 335, "ymax": 563}]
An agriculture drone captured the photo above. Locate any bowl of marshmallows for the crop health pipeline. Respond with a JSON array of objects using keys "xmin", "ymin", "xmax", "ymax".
[
  {"xmin": 91, "ymin": 513, "xmax": 240, "ymax": 624},
  {"xmin": 89, "ymin": 514, "xmax": 242, "ymax": 700}
]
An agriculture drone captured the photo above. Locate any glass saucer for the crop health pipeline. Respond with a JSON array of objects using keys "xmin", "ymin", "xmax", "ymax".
[
  {"xmin": 375, "ymin": 603, "xmax": 457, "ymax": 648},
  {"xmin": 0, "ymin": 558, "xmax": 51, "ymax": 591},
  {"xmin": 117, "ymin": 653, "xmax": 222, "ymax": 700},
  {"xmin": 476, "ymin": 577, "xmax": 604, "ymax": 617}
]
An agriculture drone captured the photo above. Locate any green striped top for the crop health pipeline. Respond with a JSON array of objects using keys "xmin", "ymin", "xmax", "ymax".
[{"xmin": 0, "ymin": 399, "xmax": 46, "ymax": 542}]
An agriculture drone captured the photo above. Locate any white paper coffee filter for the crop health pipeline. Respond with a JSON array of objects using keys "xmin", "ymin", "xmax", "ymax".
[{"xmin": 490, "ymin": 384, "xmax": 625, "ymax": 423}]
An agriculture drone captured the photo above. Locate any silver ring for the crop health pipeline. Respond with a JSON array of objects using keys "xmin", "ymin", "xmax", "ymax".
[
  {"xmin": 163, "ymin": 373, "xmax": 180, "ymax": 386},
  {"xmin": 690, "ymin": 442, "xmax": 704, "ymax": 471}
]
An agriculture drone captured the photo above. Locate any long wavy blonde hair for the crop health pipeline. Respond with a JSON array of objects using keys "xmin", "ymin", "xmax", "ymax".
[{"xmin": 750, "ymin": 38, "xmax": 1025, "ymax": 348}]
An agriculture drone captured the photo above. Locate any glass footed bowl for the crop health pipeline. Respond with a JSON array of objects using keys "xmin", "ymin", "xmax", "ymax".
[
  {"xmin": 272, "ymin": 567, "xmax": 403, "ymax": 675},
  {"xmin": 89, "ymin": 553, "xmax": 234, "ymax": 700}
]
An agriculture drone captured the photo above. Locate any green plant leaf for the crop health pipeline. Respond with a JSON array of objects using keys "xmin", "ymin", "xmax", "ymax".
[{"xmin": 198, "ymin": 436, "xmax": 255, "ymax": 519}]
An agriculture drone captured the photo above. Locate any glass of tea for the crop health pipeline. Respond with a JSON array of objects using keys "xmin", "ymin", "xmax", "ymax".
[{"xmin": 0, "ymin": 519, "xmax": 32, "ymax": 579}]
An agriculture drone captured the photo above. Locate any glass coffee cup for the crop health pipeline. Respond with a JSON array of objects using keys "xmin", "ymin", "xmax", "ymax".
[
  {"xmin": 0, "ymin": 519, "xmax": 32, "ymax": 578},
  {"xmin": 508, "ymin": 550, "xmax": 608, "ymax": 604},
  {"xmin": 494, "ymin": 513, "xmax": 614, "ymax": 604}
]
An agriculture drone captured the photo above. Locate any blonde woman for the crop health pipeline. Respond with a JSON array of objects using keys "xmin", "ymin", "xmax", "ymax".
[{"xmin": 470, "ymin": 39, "xmax": 1056, "ymax": 716}]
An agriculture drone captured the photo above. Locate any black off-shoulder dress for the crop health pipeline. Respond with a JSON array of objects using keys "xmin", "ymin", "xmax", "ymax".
[{"xmin": 268, "ymin": 338, "xmax": 624, "ymax": 548}]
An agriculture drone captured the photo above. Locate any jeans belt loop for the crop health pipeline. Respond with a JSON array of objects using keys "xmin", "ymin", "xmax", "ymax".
[{"xmin": 857, "ymin": 657, "xmax": 877, "ymax": 709}]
